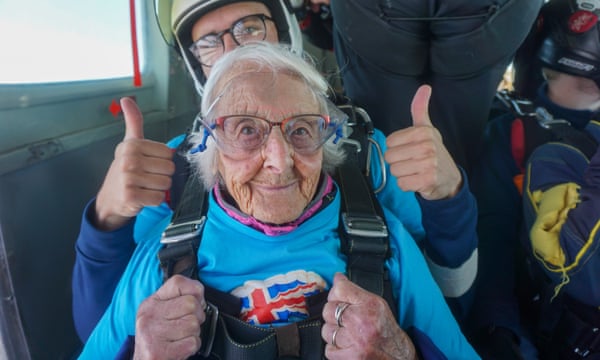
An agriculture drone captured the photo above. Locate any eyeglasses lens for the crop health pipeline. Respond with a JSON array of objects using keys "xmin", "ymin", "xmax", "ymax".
[
  {"xmin": 190, "ymin": 15, "xmax": 269, "ymax": 67},
  {"xmin": 214, "ymin": 115, "xmax": 330, "ymax": 156}
]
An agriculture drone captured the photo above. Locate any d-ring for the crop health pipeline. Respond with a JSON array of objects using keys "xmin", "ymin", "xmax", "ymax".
[
  {"xmin": 334, "ymin": 302, "xmax": 350, "ymax": 328},
  {"xmin": 332, "ymin": 327, "xmax": 340, "ymax": 348}
]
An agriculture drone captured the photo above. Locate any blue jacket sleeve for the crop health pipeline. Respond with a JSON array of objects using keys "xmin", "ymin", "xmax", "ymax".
[
  {"xmin": 417, "ymin": 167, "xmax": 478, "ymax": 320},
  {"xmin": 370, "ymin": 128, "xmax": 478, "ymax": 320},
  {"xmin": 523, "ymin": 137, "xmax": 600, "ymax": 307},
  {"xmin": 72, "ymin": 135, "xmax": 185, "ymax": 343},
  {"xmin": 72, "ymin": 198, "xmax": 136, "ymax": 342}
]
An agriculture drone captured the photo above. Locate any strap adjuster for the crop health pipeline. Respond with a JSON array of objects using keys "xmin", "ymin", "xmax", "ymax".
[
  {"xmin": 573, "ymin": 327, "xmax": 600, "ymax": 358},
  {"xmin": 161, "ymin": 217, "xmax": 206, "ymax": 244},
  {"xmin": 535, "ymin": 107, "xmax": 572, "ymax": 129},
  {"xmin": 198, "ymin": 302, "xmax": 219, "ymax": 357},
  {"xmin": 342, "ymin": 213, "xmax": 388, "ymax": 238}
]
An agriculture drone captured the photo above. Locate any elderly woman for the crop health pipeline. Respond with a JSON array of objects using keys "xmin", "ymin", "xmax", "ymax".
[{"xmin": 77, "ymin": 43, "xmax": 479, "ymax": 359}]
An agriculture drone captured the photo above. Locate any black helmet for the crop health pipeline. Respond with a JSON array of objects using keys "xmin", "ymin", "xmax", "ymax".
[
  {"xmin": 537, "ymin": 0, "xmax": 600, "ymax": 87},
  {"xmin": 154, "ymin": 0, "xmax": 303, "ymax": 94}
]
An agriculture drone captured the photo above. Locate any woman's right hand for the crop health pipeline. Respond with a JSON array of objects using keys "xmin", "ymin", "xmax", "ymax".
[{"xmin": 134, "ymin": 275, "xmax": 207, "ymax": 360}]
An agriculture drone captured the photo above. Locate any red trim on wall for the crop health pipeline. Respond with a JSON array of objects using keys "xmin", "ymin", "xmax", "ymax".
[{"xmin": 130, "ymin": 0, "xmax": 142, "ymax": 87}]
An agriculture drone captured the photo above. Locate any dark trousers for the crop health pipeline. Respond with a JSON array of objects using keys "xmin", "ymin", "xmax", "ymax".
[{"xmin": 331, "ymin": 0, "xmax": 543, "ymax": 173}]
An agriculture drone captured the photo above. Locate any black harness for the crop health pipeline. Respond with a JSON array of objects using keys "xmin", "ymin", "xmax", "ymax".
[
  {"xmin": 157, "ymin": 102, "xmax": 396, "ymax": 359},
  {"xmin": 496, "ymin": 89, "xmax": 598, "ymax": 170}
]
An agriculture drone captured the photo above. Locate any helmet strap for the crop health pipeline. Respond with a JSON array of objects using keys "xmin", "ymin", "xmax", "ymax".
[{"xmin": 174, "ymin": 35, "xmax": 205, "ymax": 97}]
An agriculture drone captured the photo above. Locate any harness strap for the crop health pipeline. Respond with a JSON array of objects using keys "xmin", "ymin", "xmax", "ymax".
[
  {"xmin": 189, "ymin": 286, "xmax": 327, "ymax": 359},
  {"xmin": 501, "ymin": 90, "xmax": 598, "ymax": 165},
  {"xmin": 557, "ymin": 306, "xmax": 600, "ymax": 359},
  {"xmin": 158, "ymin": 171, "xmax": 206, "ymax": 282},
  {"xmin": 208, "ymin": 314, "xmax": 324, "ymax": 360},
  {"xmin": 510, "ymin": 116, "xmax": 556, "ymax": 194},
  {"xmin": 336, "ymin": 161, "xmax": 389, "ymax": 295},
  {"xmin": 168, "ymin": 135, "xmax": 193, "ymax": 210},
  {"xmin": 335, "ymin": 103, "xmax": 397, "ymax": 318},
  {"xmin": 536, "ymin": 294, "xmax": 600, "ymax": 360}
]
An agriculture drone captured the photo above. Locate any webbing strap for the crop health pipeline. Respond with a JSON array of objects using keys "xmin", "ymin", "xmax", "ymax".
[
  {"xmin": 535, "ymin": 294, "xmax": 600, "ymax": 360},
  {"xmin": 500, "ymin": 90, "xmax": 598, "ymax": 170},
  {"xmin": 543, "ymin": 123, "xmax": 598, "ymax": 160},
  {"xmin": 158, "ymin": 140, "xmax": 207, "ymax": 282},
  {"xmin": 207, "ymin": 315, "xmax": 324, "ymax": 360},
  {"xmin": 187, "ymin": 287, "xmax": 327, "ymax": 359},
  {"xmin": 335, "ymin": 161, "xmax": 390, "ymax": 296},
  {"xmin": 334, "ymin": 106, "xmax": 396, "ymax": 318}
]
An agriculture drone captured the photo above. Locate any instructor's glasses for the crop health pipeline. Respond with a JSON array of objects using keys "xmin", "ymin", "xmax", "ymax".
[{"xmin": 189, "ymin": 14, "xmax": 274, "ymax": 66}]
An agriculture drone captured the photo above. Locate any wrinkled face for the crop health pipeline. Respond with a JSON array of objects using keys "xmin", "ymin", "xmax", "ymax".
[
  {"xmin": 210, "ymin": 72, "xmax": 324, "ymax": 224},
  {"xmin": 191, "ymin": 2, "xmax": 279, "ymax": 76}
]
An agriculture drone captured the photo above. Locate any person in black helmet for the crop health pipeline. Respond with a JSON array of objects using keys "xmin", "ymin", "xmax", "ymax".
[{"xmin": 468, "ymin": 0, "xmax": 600, "ymax": 358}]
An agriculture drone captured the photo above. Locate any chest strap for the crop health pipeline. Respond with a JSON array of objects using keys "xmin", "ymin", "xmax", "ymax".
[{"xmin": 187, "ymin": 287, "xmax": 328, "ymax": 359}]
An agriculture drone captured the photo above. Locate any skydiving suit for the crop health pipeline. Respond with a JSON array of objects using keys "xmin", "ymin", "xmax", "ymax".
[
  {"xmin": 330, "ymin": 0, "xmax": 543, "ymax": 172},
  {"xmin": 522, "ymin": 108, "xmax": 600, "ymax": 359},
  {"xmin": 73, "ymin": 129, "xmax": 479, "ymax": 358}
]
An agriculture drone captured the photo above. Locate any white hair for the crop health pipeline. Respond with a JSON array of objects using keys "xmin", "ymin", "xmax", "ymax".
[{"xmin": 186, "ymin": 42, "xmax": 346, "ymax": 188}]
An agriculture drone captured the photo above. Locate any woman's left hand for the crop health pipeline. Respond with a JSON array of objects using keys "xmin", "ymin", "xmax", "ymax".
[{"xmin": 321, "ymin": 273, "xmax": 417, "ymax": 359}]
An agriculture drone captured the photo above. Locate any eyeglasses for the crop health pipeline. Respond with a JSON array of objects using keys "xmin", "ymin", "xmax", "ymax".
[
  {"xmin": 205, "ymin": 114, "xmax": 338, "ymax": 157},
  {"xmin": 188, "ymin": 14, "xmax": 274, "ymax": 67}
]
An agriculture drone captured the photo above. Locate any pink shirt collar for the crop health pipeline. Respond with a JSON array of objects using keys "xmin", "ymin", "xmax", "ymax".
[{"xmin": 213, "ymin": 174, "xmax": 335, "ymax": 236}]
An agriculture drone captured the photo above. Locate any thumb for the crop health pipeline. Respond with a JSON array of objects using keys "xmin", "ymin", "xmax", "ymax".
[
  {"xmin": 410, "ymin": 85, "xmax": 433, "ymax": 127},
  {"xmin": 120, "ymin": 97, "xmax": 144, "ymax": 140}
]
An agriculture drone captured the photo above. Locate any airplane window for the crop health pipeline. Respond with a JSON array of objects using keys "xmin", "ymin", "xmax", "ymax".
[{"xmin": 0, "ymin": 0, "xmax": 145, "ymax": 84}]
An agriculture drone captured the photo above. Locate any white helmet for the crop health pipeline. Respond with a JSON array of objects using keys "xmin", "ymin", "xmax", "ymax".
[{"xmin": 154, "ymin": 0, "xmax": 303, "ymax": 94}]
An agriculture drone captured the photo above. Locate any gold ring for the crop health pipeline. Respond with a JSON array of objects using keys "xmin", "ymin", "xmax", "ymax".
[{"xmin": 334, "ymin": 302, "xmax": 350, "ymax": 328}]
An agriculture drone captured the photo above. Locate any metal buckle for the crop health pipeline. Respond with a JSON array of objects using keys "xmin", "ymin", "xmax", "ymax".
[
  {"xmin": 535, "ymin": 107, "xmax": 572, "ymax": 129},
  {"xmin": 160, "ymin": 217, "xmax": 206, "ymax": 244},
  {"xmin": 496, "ymin": 90, "xmax": 537, "ymax": 117},
  {"xmin": 198, "ymin": 302, "xmax": 219, "ymax": 357},
  {"xmin": 342, "ymin": 213, "xmax": 388, "ymax": 238},
  {"xmin": 573, "ymin": 327, "xmax": 599, "ymax": 358}
]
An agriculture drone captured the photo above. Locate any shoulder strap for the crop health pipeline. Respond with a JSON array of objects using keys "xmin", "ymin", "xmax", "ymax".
[
  {"xmin": 499, "ymin": 90, "xmax": 598, "ymax": 169},
  {"xmin": 168, "ymin": 134, "xmax": 193, "ymax": 210},
  {"xmin": 536, "ymin": 106, "xmax": 598, "ymax": 160},
  {"xmin": 334, "ymin": 101, "xmax": 397, "ymax": 318},
  {"xmin": 158, "ymin": 134, "xmax": 207, "ymax": 282}
]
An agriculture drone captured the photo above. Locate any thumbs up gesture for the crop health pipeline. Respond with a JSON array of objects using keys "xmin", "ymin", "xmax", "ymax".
[
  {"xmin": 94, "ymin": 97, "xmax": 176, "ymax": 231},
  {"xmin": 384, "ymin": 85, "xmax": 462, "ymax": 200}
]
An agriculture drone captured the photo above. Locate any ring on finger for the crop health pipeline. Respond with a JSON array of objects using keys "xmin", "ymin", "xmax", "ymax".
[
  {"xmin": 334, "ymin": 302, "xmax": 350, "ymax": 328},
  {"xmin": 332, "ymin": 327, "xmax": 340, "ymax": 348}
]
